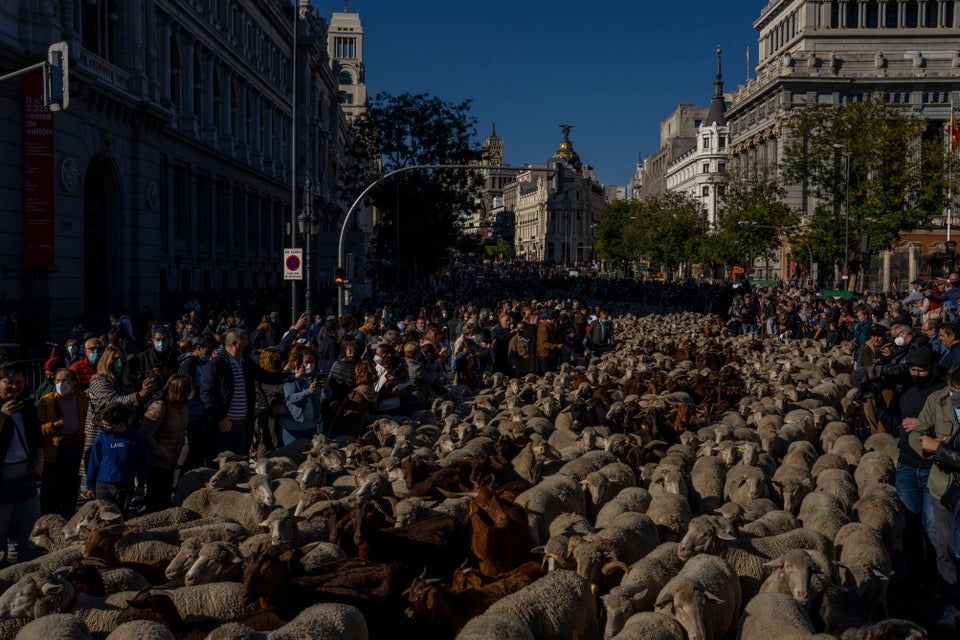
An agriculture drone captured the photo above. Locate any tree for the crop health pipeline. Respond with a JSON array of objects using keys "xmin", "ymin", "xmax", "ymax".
[
  {"xmin": 340, "ymin": 92, "xmax": 482, "ymax": 285},
  {"xmin": 595, "ymin": 199, "xmax": 642, "ymax": 265},
  {"xmin": 780, "ymin": 97, "xmax": 954, "ymax": 270}
]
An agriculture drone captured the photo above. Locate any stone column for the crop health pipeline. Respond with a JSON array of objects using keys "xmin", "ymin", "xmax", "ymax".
[
  {"xmin": 909, "ymin": 242, "xmax": 922, "ymax": 284},
  {"xmin": 839, "ymin": 1, "xmax": 848, "ymax": 27},
  {"xmin": 919, "ymin": 0, "xmax": 928, "ymax": 26},
  {"xmin": 858, "ymin": 0, "xmax": 866, "ymax": 28},
  {"xmin": 879, "ymin": 1, "xmax": 886, "ymax": 27},
  {"xmin": 882, "ymin": 250, "xmax": 891, "ymax": 292}
]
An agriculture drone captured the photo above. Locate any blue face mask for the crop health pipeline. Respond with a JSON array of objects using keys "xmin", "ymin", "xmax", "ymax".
[
  {"xmin": 67, "ymin": 346, "xmax": 78, "ymax": 355},
  {"xmin": 88, "ymin": 352, "xmax": 102, "ymax": 364},
  {"xmin": 154, "ymin": 341, "xmax": 168, "ymax": 353},
  {"xmin": 199, "ymin": 354, "xmax": 210, "ymax": 363}
]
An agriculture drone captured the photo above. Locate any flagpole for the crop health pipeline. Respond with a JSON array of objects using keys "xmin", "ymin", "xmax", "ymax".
[{"xmin": 949, "ymin": 98, "xmax": 954, "ymax": 243}]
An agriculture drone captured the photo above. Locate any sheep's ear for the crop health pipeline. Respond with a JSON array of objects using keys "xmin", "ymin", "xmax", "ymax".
[
  {"xmin": 801, "ymin": 478, "xmax": 812, "ymax": 488},
  {"xmin": 715, "ymin": 529, "xmax": 738, "ymax": 541},
  {"xmin": 258, "ymin": 519, "xmax": 270, "ymax": 529},
  {"xmin": 701, "ymin": 590, "xmax": 725, "ymax": 605},
  {"xmin": 871, "ymin": 568, "xmax": 890, "ymax": 581},
  {"xmin": 101, "ymin": 510, "xmax": 123, "ymax": 523},
  {"xmin": 763, "ymin": 557, "xmax": 785, "ymax": 568},
  {"xmin": 631, "ymin": 588, "xmax": 649, "ymax": 603},
  {"xmin": 654, "ymin": 591, "xmax": 673, "ymax": 609},
  {"xmin": 41, "ymin": 581, "xmax": 64, "ymax": 595},
  {"xmin": 53, "ymin": 566, "xmax": 72, "ymax": 578}
]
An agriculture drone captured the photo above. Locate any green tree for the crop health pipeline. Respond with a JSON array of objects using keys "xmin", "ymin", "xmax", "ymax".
[
  {"xmin": 637, "ymin": 192, "xmax": 708, "ymax": 273},
  {"xmin": 595, "ymin": 199, "xmax": 642, "ymax": 265},
  {"xmin": 780, "ymin": 97, "xmax": 954, "ymax": 269},
  {"xmin": 340, "ymin": 92, "xmax": 482, "ymax": 285}
]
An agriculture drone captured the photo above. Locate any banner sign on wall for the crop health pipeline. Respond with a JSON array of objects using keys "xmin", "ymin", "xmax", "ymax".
[{"xmin": 23, "ymin": 72, "xmax": 55, "ymax": 268}]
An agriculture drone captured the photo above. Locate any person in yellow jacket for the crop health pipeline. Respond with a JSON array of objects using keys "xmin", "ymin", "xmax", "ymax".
[{"xmin": 36, "ymin": 368, "xmax": 88, "ymax": 517}]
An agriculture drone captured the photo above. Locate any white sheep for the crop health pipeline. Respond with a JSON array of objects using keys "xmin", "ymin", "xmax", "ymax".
[
  {"xmin": 482, "ymin": 570, "xmax": 598, "ymax": 640},
  {"xmin": 601, "ymin": 541, "xmax": 685, "ymax": 638},
  {"xmin": 738, "ymin": 592, "xmax": 832, "ymax": 640},
  {"xmin": 851, "ymin": 451, "xmax": 895, "ymax": 497},
  {"xmin": 797, "ymin": 490, "xmax": 851, "ymax": 540},
  {"xmin": 759, "ymin": 547, "xmax": 839, "ymax": 609},
  {"xmin": 514, "ymin": 473, "xmax": 588, "ymax": 546},
  {"xmin": 105, "ymin": 620, "xmax": 175, "ymax": 640},
  {"xmin": 645, "ymin": 492, "xmax": 691, "ymax": 543},
  {"xmin": 183, "ymin": 541, "xmax": 244, "ymax": 586},
  {"xmin": 455, "ymin": 614, "xmax": 535, "ymax": 640},
  {"xmin": 609, "ymin": 611, "xmax": 685, "ymax": 640},
  {"xmin": 14, "ymin": 613, "xmax": 92, "ymax": 640},
  {"xmin": 593, "ymin": 487, "xmax": 651, "ymax": 529},
  {"xmin": 814, "ymin": 468, "xmax": 859, "ymax": 513},
  {"xmin": 689, "ymin": 455, "xmax": 726, "ymax": 514},
  {"xmin": 654, "ymin": 553, "xmax": 742, "ymax": 640},
  {"xmin": 581, "ymin": 462, "xmax": 637, "ymax": 519},
  {"xmin": 267, "ymin": 603, "xmax": 368, "ymax": 640},
  {"xmin": 833, "ymin": 522, "xmax": 892, "ymax": 621},
  {"xmin": 181, "ymin": 476, "xmax": 276, "ymax": 533}
]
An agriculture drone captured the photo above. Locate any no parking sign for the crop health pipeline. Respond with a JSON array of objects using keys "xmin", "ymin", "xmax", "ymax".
[{"xmin": 283, "ymin": 248, "xmax": 303, "ymax": 280}]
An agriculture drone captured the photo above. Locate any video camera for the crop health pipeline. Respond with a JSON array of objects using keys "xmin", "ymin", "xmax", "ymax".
[{"xmin": 851, "ymin": 362, "xmax": 907, "ymax": 400}]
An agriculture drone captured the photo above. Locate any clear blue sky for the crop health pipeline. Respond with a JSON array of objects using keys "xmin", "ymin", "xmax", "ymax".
[{"xmin": 336, "ymin": 1, "xmax": 765, "ymax": 187}]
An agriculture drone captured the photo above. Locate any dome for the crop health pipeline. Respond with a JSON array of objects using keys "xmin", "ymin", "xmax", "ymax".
[{"xmin": 551, "ymin": 125, "xmax": 582, "ymax": 171}]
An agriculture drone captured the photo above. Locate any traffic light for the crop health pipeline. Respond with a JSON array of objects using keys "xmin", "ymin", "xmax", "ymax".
[
  {"xmin": 334, "ymin": 267, "xmax": 346, "ymax": 286},
  {"xmin": 46, "ymin": 41, "xmax": 68, "ymax": 111}
]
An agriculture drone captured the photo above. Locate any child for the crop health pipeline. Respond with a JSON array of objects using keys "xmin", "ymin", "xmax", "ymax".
[
  {"xmin": 140, "ymin": 374, "xmax": 191, "ymax": 512},
  {"xmin": 85, "ymin": 403, "xmax": 149, "ymax": 517}
]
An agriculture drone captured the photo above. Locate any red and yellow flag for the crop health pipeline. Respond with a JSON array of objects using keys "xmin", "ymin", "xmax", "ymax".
[{"xmin": 949, "ymin": 109, "xmax": 960, "ymax": 153}]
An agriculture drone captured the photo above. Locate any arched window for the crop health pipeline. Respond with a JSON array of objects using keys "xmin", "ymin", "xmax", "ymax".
[{"xmin": 339, "ymin": 70, "xmax": 353, "ymax": 85}]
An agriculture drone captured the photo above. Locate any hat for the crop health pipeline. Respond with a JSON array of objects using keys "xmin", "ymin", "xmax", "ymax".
[
  {"xmin": 868, "ymin": 325, "xmax": 887, "ymax": 337},
  {"xmin": 44, "ymin": 355, "xmax": 64, "ymax": 372},
  {"xmin": 911, "ymin": 279, "xmax": 923, "ymax": 285},
  {"xmin": 905, "ymin": 346, "xmax": 935, "ymax": 368}
]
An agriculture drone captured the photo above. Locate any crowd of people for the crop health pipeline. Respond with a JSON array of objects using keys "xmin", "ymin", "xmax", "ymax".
[{"xmin": 5, "ymin": 260, "xmax": 960, "ymax": 629}]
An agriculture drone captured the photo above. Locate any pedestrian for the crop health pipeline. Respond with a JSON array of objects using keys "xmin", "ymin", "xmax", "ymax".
[
  {"xmin": 199, "ymin": 329, "xmax": 289, "ymax": 465},
  {"xmin": 253, "ymin": 346, "xmax": 287, "ymax": 458},
  {"xmin": 85, "ymin": 403, "xmax": 149, "ymax": 518},
  {"xmin": 69, "ymin": 337, "xmax": 103, "ymax": 391},
  {"xmin": 536, "ymin": 310, "xmax": 563, "ymax": 374},
  {"xmin": 507, "ymin": 320, "xmax": 536, "ymax": 376},
  {"xmin": 280, "ymin": 347, "xmax": 326, "ymax": 443},
  {"xmin": 177, "ymin": 336, "xmax": 215, "ymax": 473},
  {"xmin": 0, "ymin": 360, "xmax": 43, "ymax": 565},
  {"xmin": 329, "ymin": 361, "xmax": 378, "ymax": 439},
  {"xmin": 140, "ymin": 374, "xmax": 191, "ymax": 512},
  {"xmin": 36, "ymin": 368, "xmax": 86, "ymax": 518}
]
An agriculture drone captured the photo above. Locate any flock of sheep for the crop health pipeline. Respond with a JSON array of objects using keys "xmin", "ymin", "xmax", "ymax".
[{"xmin": 0, "ymin": 309, "xmax": 933, "ymax": 639}]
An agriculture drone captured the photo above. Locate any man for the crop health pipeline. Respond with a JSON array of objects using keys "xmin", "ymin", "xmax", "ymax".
[
  {"xmin": 178, "ymin": 336, "xmax": 216, "ymax": 473},
  {"xmin": 740, "ymin": 294, "xmax": 759, "ymax": 335},
  {"xmin": 129, "ymin": 325, "xmax": 179, "ymax": 388},
  {"xmin": 859, "ymin": 321, "xmax": 928, "ymax": 432},
  {"xmin": 537, "ymin": 311, "xmax": 563, "ymax": 374},
  {"xmin": 587, "ymin": 310, "xmax": 613, "ymax": 352},
  {"xmin": 199, "ymin": 329, "xmax": 289, "ymax": 465},
  {"xmin": 69, "ymin": 338, "xmax": 103, "ymax": 391},
  {"xmin": 924, "ymin": 318, "xmax": 947, "ymax": 357},
  {"xmin": 939, "ymin": 322, "xmax": 960, "ymax": 374},
  {"xmin": 902, "ymin": 279, "xmax": 925, "ymax": 308},
  {"xmin": 323, "ymin": 339, "xmax": 359, "ymax": 425},
  {"xmin": 489, "ymin": 314, "xmax": 514, "ymax": 375},
  {"xmin": 910, "ymin": 365, "xmax": 960, "ymax": 629},
  {"xmin": 508, "ymin": 320, "xmax": 537, "ymax": 376}
]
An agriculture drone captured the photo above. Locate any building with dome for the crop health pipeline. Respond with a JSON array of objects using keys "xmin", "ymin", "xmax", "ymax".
[{"xmin": 506, "ymin": 126, "xmax": 606, "ymax": 264}]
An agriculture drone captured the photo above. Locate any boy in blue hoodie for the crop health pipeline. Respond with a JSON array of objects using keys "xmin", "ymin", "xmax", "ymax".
[{"xmin": 85, "ymin": 403, "xmax": 149, "ymax": 517}]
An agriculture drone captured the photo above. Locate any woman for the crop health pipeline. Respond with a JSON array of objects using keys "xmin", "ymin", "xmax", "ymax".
[
  {"xmin": 36, "ymin": 368, "xmax": 87, "ymax": 517},
  {"xmin": 34, "ymin": 350, "xmax": 62, "ymax": 403},
  {"xmin": 255, "ymin": 347, "xmax": 287, "ymax": 456},
  {"xmin": 140, "ymin": 374, "xmax": 191, "ymax": 512},
  {"xmin": 83, "ymin": 345, "xmax": 156, "ymax": 483},
  {"xmin": 331, "ymin": 361, "xmax": 378, "ymax": 439},
  {"xmin": 0, "ymin": 360, "xmax": 43, "ymax": 565},
  {"xmin": 851, "ymin": 304, "xmax": 874, "ymax": 365},
  {"xmin": 280, "ymin": 347, "xmax": 326, "ymax": 444}
]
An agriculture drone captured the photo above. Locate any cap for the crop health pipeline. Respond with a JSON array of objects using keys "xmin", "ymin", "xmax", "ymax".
[
  {"xmin": 868, "ymin": 325, "xmax": 887, "ymax": 337},
  {"xmin": 905, "ymin": 346, "xmax": 935, "ymax": 367},
  {"xmin": 540, "ymin": 311, "xmax": 551, "ymax": 320},
  {"xmin": 44, "ymin": 356, "xmax": 64, "ymax": 372}
]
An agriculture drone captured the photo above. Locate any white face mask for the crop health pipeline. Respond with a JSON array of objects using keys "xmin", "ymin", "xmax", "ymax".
[
  {"xmin": 303, "ymin": 362, "xmax": 314, "ymax": 374},
  {"xmin": 373, "ymin": 355, "xmax": 383, "ymax": 365},
  {"xmin": 55, "ymin": 381, "xmax": 72, "ymax": 396},
  {"xmin": 894, "ymin": 336, "xmax": 906, "ymax": 347}
]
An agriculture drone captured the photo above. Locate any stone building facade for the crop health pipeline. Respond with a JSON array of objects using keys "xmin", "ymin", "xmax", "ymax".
[
  {"xmin": 0, "ymin": 0, "xmax": 348, "ymax": 342},
  {"xmin": 725, "ymin": 0, "xmax": 960, "ymax": 286}
]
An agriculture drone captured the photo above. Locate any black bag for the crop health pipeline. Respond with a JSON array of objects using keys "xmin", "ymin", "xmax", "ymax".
[
  {"xmin": 943, "ymin": 477, "xmax": 960, "ymax": 512},
  {"xmin": 0, "ymin": 473, "xmax": 38, "ymax": 503}
]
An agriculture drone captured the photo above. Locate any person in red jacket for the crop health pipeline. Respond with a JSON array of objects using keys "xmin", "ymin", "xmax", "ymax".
[{"xmin": 68, "ymin": 337, "xmax": 104, "ymax": 391}]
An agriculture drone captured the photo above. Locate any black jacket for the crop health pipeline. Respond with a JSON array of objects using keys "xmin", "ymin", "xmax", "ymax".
[
  {"xmin": 0, "ymin": 397, "xmax": 43, "ymax": 463},
  {"xmin": 875, "ymin": 376, "xmax": 946, "ymax": 468},
  {"xmin": 200, "ymin": 354, "xmax": 288, "ymax": 425}
]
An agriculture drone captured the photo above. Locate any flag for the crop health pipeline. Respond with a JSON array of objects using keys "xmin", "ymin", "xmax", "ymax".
[{"xmin": 949, "ymin": 109, "xmax": 960, "ymax": 153}]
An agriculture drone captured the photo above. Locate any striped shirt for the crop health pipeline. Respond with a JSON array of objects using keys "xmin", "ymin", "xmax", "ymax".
[{"xmin": 226, "ymin": 355, "xmax": 247, "ymax": 421}]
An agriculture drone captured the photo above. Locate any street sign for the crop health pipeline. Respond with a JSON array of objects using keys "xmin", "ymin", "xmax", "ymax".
[{"xmin": 283, "ymin": 248, "xmax": 303, "ymax": 280}]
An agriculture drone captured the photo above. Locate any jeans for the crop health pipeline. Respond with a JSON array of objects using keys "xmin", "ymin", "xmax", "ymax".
[
  {"xmin": 0, "ymin": 462, "xmax": 40, "ymax": 564},
  {"xmin": 896, "ymin": 462, "xmax": 937, "ymax": 549},
  {"xmin": 741, "ymin": 323, "xmax": 756, "ymax": 335},
  {"xmin": 933, "ymin": 498, "xmax": 959, "ymax": 587},
  {"xmin": 95, "ymin": 481, "xmax": 133, "ymax": 519}
]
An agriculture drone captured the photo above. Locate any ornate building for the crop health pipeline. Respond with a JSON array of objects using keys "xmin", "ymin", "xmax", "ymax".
[
  {"xmin": 328, "ymin": 6, "xmax": 366, "ymax": 120},
  {"xmin": 665, "ymin": 47, "xmax": 731, "ymax": 229},
  {"xmin": 725, "ymin": 0, "xmax": 960, "ymax": 286},
  {"xmin": 508, "ymin": 127, "xmax": 606, "ymax": 264},
  {"xmin": 0, "ymin": 0, "xmax": 348, "ymax": 342}
]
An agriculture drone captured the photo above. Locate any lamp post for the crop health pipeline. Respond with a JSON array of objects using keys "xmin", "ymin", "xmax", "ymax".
[
  {"xmin": 947, "ymin": 240, "xmax": 958, "ymax": 277},
  {"xmin": 834, "ymin": 144, "xmax": 851, "ymax": 286},
  {"xmin": 297, "ymin": 180, "xmax": 318, "ymax": 316}
]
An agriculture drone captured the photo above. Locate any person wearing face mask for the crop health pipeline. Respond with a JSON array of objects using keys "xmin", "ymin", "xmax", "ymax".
[
  {"xmin": 280, "ymin": 347, "xmax": 327, "ymax": 444},
  {"xmin": 33, "ymin": 350, "xmax": 63, "ymax": 404},
  {"xmin": 63, "ymin": 339, "xmax": 82, "ymax": 368},
  {"xmin": 36, "ymin": 369, "xmax": 87, "ymax": 517},
  {"xmin": 875, "ymin": 347, "xmax": 944, "ymax": 594},
  {"xmin": 69, "ymin": 338, "xmax": 104, "ymax": 391},
  {"xmin": 939, "ymin": 322, "xmax": 960, "ymax": 375},
  {"xmin": 912, "ymin": 365, "xmax": 960, "ymax": 629},
  {"xmin": 129, "ymin": 326, "xmax": 179, "ymax": 389},
  {"xmin": 83, "ymin": 345, "xmax": 157, "ymax": 488}
]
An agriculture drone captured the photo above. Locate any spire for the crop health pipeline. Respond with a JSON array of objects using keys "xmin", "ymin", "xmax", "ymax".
[
  {"xmin": 705, "ymin": 45, "xmax": 727, "ymax": 126},
  {"xmin": 491, "ymin": 122, "xmax": 497, "ymax": 137}
]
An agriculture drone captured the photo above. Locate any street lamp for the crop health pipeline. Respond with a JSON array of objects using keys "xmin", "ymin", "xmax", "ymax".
[
  {"xmin": 297, "ymin": 180, "xmax": 318, "ymax": 316},
  {"xmin": 834, "ymin": 144, "xmax": 851, "ymax": 285}
]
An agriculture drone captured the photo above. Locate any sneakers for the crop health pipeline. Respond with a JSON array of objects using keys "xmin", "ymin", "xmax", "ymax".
[{"xmin": 938, "ymin": 604, "xmax": 960, "ymax": 629}]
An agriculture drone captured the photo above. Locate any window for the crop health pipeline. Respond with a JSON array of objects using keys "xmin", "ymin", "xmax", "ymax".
[
  {"xmin": 335, "ymin": 37, "xmax": 356, "ymax": 58},
  {"xmin": 702, "ymin": 163, "xmax": 710, "ymax": 174},
  {"xmin": 702, "ymin": 135, "xmax": 711, "ymax": 150},
  {"xmin": 719, "ymin": 136, "xmax": 726, "ymax": 149},
  {"xmin": 81, "ymin": 0, "xmax": 118, "ymax": 62},
  {"xmin": 718, "ymin": 162, "xmax": 726, "ymax": 173},
  {"xmin": 702, "ymin": 186, "xmax": 710, "ymax": 197},
  {"xmin": 339, "ymin": 70, "xmax": 353, "ymax": 85}
]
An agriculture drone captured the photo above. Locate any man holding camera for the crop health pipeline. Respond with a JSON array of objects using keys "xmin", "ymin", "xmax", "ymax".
[{"xmin": 856, "ymin": 321, "xmax": 929, "ymax": 434}]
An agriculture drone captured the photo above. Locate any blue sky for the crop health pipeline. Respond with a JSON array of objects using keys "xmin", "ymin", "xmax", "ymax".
[{"xmin": 338, "ymin": 0, "xmax": 765, "ymax": 187}]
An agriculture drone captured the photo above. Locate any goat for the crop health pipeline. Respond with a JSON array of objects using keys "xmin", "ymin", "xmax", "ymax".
[{"xmin": 468, "ymin": 485, "xmax": 533, "ymax": 577}]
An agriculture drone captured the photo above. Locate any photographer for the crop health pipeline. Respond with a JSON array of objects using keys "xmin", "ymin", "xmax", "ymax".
[
  {"xmin": 129, "ymin": 325, "xmax": 179, "ymax": 389},
  {"xmin": 280, "ymin": 347, "xmax": 326, "ymax": 443},
  {"xmin": 507, "ymin": 320, "xmax": 537, "ymax": 376},
  {"xmin": 855, "ymin": 321, "xmax": 928, "ymax": 433}
]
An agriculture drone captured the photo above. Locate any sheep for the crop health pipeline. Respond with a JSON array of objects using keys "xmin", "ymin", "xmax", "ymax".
[
  {"xmin": 689, "ymin": 455, "xmax": 726, "ymax": 515},
  {"xmin": 654, "ymin": 553, "xmax": 742, "ymax": 640},
  {"xmin": 851, "ymin": 485, "xmax": 904, "ymax": 550},
  {"xmin": 645, "ymin": 492, "xmax": 691, "ymax": 543},
  {"xmin": 455, "ymin": 613, "xmax": 535, "ymax": 640},
  {"xmin": 739, "ymin": 510, "xmax": 799, "ymax": 538},
  {"xmin": 820, "ymin": 421, "xmax": 853, "ymax": 454},
  {"xmin": 0, "ymin": 547, "xmax": 85, "ymax": 594},
  {"xmin": 862, "ymin": 432, "xmax": 899, "ymax": 465},
  {"xmin": 125, "ymin": 506, "xmax": 202, "ymax": 531},
  {"xmin": 724, "ymin": 464, "xmax": 771, "ymax": 507},
  {"xmin": 676, "ymin": 516, "xmax": 833, "ymax": 599},
  {"xmin": 105, "ymin": 620, "xmax": 175, "ymax": 640},
  {"xmin": 798, "ymin": 491, "xmax": 851, "ymax": 541},
  {"xmin": 299, "ymin": 542, "xmax": 347, "ymax": 573},
  {"xmin": 815, "ymin": 468, "xmax": 859, "ymax": 513},
  {"xmin": 601, "ymin": 542, "xmax": 684, "ymax": 638},
  {"xmin": 833, "ymin": 523, "xmax": 892, "ymax": 621},
  {"xmin": 759, "ymin": 548, "xmax": 839, "ymax": 608},
  {"xmin": 830, "ymin": 435, "xmax": 865, "ymax": 467},
  {"xmin": 593, "ymin": 487, "xmax": 651, "ymax": 529},
  {"xmin": 14, "ymin": 613, "xmax": 93, "ymax": 640},
  {"xmin": 481, "ymin": 570, "xmax": 598, "ymax": 640},
  {"xmin": 581, "ymin": 462, "xmax": 637, "ymax": 519},
  {"xmin": 173, "ymin": 467, "xmax": 218, "ymax": 505},
  {"xmin": 609, "ymin": 611, "xmax": 685, "ymax": 640},
  {"xmin": 267, "ymin": 603, "xmax": 368, "ymax": 640},
  {"xmin": 810, "ymin": 453, "xmax": 850, "ymax": 479},
  {"xmin": 852, "ymin": 451, "xmax": 895, "ymax": 497},
  {"xmin": 737, "ymin": 592, "xmax": 828, "ymax": 640},
  {"xmin": 27, "ymin": 514, "xmax": 69, "ymax": 554},
  {"xmin": 772, "ymin": 464, "xmax": 813, "ymax": 515},
  {"xmin": 63, "ymin": 500, "xmax": 124, "ymax": 542},
  {"xmin": 180, "ymin": 477, "xmax": 276, "ymax": 533},
  {"xmin": 183, "ymin": 541, "xmax": 245, "ymax": 586},
  {"xmin": 781, "ymin": 441, "xmax": 819, "ymax": 471},
  {"xmin": 647, "ymin": 463, "xmax": 687, "ymax": 498},
  {"xmin": 514, "ymin": 474, "xmax": 588, "ymax": 546},
  {"xmin": 566, "ymin": 512, "xmax": 660, "ymax": 587},
  {"xmin": 556, "ymin": 450, "xmax": 617, "ymax": 481}
]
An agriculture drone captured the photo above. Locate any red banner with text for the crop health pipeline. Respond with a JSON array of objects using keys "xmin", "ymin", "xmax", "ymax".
[{"xmin": 23, "ymin": 72, "xmax": 55, "ymax": 268}]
